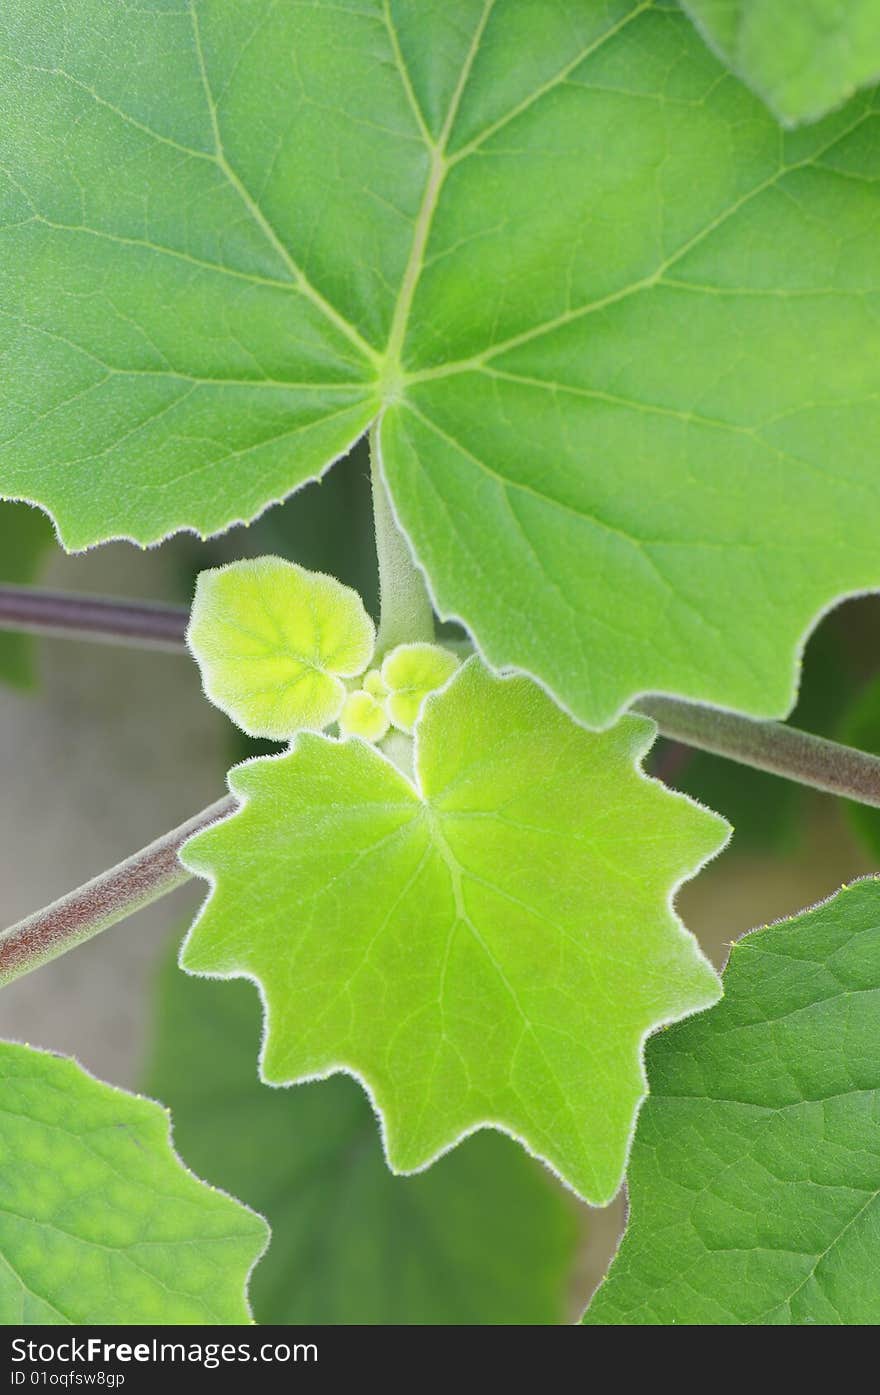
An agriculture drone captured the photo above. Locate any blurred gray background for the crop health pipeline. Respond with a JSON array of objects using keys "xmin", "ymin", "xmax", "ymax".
[{"xmin": 0, "ymin": 538, "xmax": 226, "ymax": 1085}]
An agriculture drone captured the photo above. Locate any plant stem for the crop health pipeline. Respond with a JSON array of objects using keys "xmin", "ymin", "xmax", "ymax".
[
  {"xmin": 0, "ymin": 797, "xmax": 234, "ymax": 988},
  {"xmin": 0, "ymin": 584, "xmax": 189, "ymax": 650},
  {"xmin": 369, "ymin": 423, "xmax": 435, "ymax": 654},
  {"xmin": 636, "ymin": 695, "xmax": 880, "ymax": 808},
  {"xmin": 2, "ymin": 573, "xmax": 879, "ymax": 810},
  {"xmin": 5, "ymin": 694, "xmax": 880, "ymax": 987}
]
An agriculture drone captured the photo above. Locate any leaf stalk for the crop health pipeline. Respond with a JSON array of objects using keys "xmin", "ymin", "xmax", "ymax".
[
  {"xmin": 369, "ymin": 424, "xmax": 435, "ymax": 654},
  {"xmin": 637, "ymin": 695, "xmax": 880, "ymax": 808}
]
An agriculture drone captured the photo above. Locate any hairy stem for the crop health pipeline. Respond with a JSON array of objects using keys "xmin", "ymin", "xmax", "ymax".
[
  {"xmin": 0, "ymin": 797, "xmax": 234, "ymax": 988},
  {"xmin": 4, "ymin": 695, "xmax": 880, "ymax": 987},
  {"xmin": 637, "ymin": 695, "xmax": 880, "ymax": 807},
  {"xmin": 369, "ymin": 423, "xmax": 435, "ymax": 654},
  {"xmin": 0, "ymin": 584, "xmax": 189, "ymax": 650}
]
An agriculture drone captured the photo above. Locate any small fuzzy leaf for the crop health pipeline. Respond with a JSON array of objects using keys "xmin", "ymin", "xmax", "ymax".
[
  {"xmin": 0, "ymin": 1042, "xmax": 267, "ymax": 1324},
  {"xmin": 381, "ymin": 642, "xmax": 460, "ymax": 733},
  {"xmin": 363, "ymin": 668, "xmax": 390, "ymax": 701},
  {"xmin": 180, "ymin": 657, "xmax": 728, "ymax": 1204},
  {"xmin": 339, "ymin": 688, "xmax": 390, "ymax": 743},
  {"xmin": 187, "ymin": 556, "xmax": 375, "ymax": 740},
  {"xmin": 586, "ymin": 879, "xmax": 880, "ymax": 1325}
]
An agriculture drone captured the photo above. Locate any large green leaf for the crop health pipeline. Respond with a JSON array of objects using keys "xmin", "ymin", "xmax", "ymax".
[
  {"xmin": 180, "ymin": 658, "xmax": 727, "ymax": 1204},
  {"xmin": 0, "ymin": 501, "xmax": 53, "ymax": 685},
  {"xmin": 585, "ymin": 878, "xmax": 880, "ymax": 1324},
  {"xmin": 5, "ymin": 4, "xmax": 880, "ymax": 725},
  {"xmin": 683, "ymin": 0, "xmax": 880, "ymax": 126},
  {"xmin": 146, "ymin": 952, "xmax": 581, "ymax": 1324},
  {"xmin": 0, "ymin": 1041, "xmax": 266, "ymax": 1324}
]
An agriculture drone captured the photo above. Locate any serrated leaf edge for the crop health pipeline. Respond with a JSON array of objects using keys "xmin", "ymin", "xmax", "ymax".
[
  {"xmin": 0, "ymin": 408, "xmax": 378, "ymax": 554},
  {"xmin": 583, "ymin": 871, "xmax": 880, "ymax": 1319},
  {"xmin": 178, "ymin": 659, "xmax": 731, "ymax": 1206},
  {"xmin": 185, "ymin": 553, "xmax": 376, "ymax": 741},
  {"xmin": 373, "ymin": 410, "xmax": 880, "ymax": 734},
  {"xmin": 0, "ymin": 1038, "xmax": 270, "ymax": 1324}
]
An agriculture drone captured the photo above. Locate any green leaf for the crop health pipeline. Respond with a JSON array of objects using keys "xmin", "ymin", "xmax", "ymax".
[
  {"xmin": 8, "ymin": 3, "xmax": 880, "ymax": 724},
  {"xmin": 682, "ymin": 0, "xmax": 880, "ymax": 126},
  {"xmin": 363, "ymin": 667, "xmax": 390, "ymax": 700},
  {"xmin": 585, "ymin": 878, "xmax": 880, "ymax": 1325},
  {"xmin": 382, "ymin": 642, "xmax": 460, "ymax": 733},
  {"xmin": 180, "ymin": 657, "xmax": 727, "ymax": 1204},
  {"xmin": 146, "ymin": 951, "xmax": 581, "ymax": 1324},
  {"xmin": 0, "ymin": 1041, "xmax": 267, "ymax": 1324},
  {"xmin": 0, "ymin": 501, "xmax": 53, "ymax": 686},
  {"xmin": 188, "ymin": 557, "xmax": 375, "ymax": 739},
  {"xmin": 339, "ymin": 688, "xmax": 390, "ymax": 743}
]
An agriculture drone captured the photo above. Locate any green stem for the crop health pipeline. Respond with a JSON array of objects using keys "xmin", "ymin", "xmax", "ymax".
[
  {"xmin": 369, "ymin": 422, "xmax": 435, "ymax": 654},
  {"xmin": 636, "ymin": 695, "xmax": 880, "ymax": 808}
]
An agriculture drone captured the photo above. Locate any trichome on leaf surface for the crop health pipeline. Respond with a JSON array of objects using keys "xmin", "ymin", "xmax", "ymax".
[{"xmin": 1, "ymin": 0, "xmax": 880, "ymax": 1327}]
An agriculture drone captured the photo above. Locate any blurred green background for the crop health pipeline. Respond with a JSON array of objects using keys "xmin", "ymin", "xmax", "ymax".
[{"xmin": 1, "ymin": 438, "xmax": 879, "ymax": 1322}]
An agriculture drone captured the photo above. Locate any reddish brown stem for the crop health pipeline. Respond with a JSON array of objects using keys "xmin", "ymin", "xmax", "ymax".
[
  {"xmin": 0, "ymin": 797, "xmax": 234, "ymax": 987},
  {"xmin": 637, "ymin": 696, "xmax": 880, "ymax": 807},
  {"xmin": 0, "ymin": 584, "xmax": 189, "ymax": 650}
]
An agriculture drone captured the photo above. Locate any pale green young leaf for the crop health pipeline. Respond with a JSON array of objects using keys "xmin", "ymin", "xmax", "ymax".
[
  {"xmin": 381, "ymin": 642, "xmax": 460, "ymax": 733},
  {"xmin": 0, "ymin": 1041, "xmax": 266, "ymax": 1324},
  {"xmin": 586, "ymin": 879, "xmax": 880, "ymax": 1325},
  {"xmin": 339, "ymin": 688, "xmax": 390, "ymax": 743},
  {"xmin": 363, "ymin": 668, "xmax": 390, "ymax": 702},
  {"xmin": 683, "ymin": 0, "xmax": 880, "ymax": 126},
  {"xmin": 187, "ymin": 557, "xmax": 375, "ymax": 740},
  {"xmin": 8, "ymin": 3, "xmax": 880, "ymax": 724},
  {"xmin": 146, "ymin": 954, "xmax": 582, "ymax": 1324},
  {"xmin": 180, "ymin": 658, "xmax": 728, "ymax": 1204}
]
